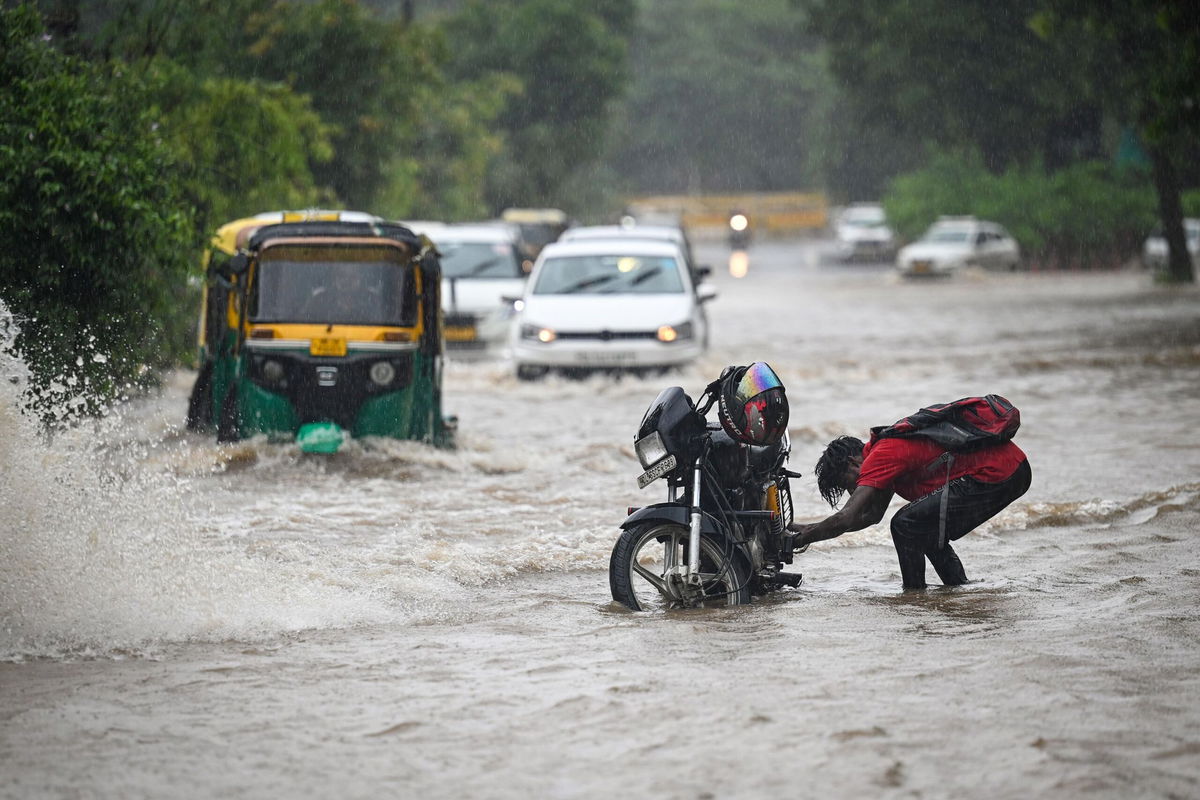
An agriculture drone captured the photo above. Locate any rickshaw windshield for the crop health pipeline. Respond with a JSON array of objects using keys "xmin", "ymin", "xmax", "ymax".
[{"xmin": 251, "ymin": 245, "xmax": 416, "ymax": 326}]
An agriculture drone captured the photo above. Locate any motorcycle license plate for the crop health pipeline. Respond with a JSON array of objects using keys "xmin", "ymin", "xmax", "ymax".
[
  {"xmin": 310, "ymin": 337, "xmax": 347, "ymax": 357},
  {"xmin": 637, "ymin": 454, "xmax": 677, "ymax": 489}
]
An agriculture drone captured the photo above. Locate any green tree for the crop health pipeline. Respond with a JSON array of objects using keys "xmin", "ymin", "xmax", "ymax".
[
  {"xmin": 444, "ymin": 0, "xmax": 635, "ymax": 210},
  {"xmin": 233, "ymin": 0, "xmax": 444, "ymax": 212},
  {"xmin": 607, "ymin": 0, "xmax": 830, "ymax": 195},
  {"xmin": 1032, "ymin": 0, "xmax": 1200, "ymax": 282},
  {"xmin": 145, "ymin": 60, "xmax": 335, "ymax": 232},
  {"xmin": 0, "ymin": 4, "xmax": 196, "ymax": 420}
]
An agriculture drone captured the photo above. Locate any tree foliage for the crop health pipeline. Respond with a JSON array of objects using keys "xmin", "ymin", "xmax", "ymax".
[
  {"xmin": 443, "ymin": 0, "xmax": 635, "ymax": 210},
  {"xmin": 606, "ymin": 0, "xmax": 829, "ymax": 195},
  {"xmin": 0, "ymin": 4, "xmax": 196, "ymax": 419},
  {"xmin": 883, "ymin": 153, "xmax": 1157, "ymax": 266}
]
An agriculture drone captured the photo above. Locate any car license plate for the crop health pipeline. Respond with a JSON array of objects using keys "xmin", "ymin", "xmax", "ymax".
[
  {"xmin": 912, "ymin": 261, "xmax": 932, "ymax": 274},
  {"xmin": 444, "ymin": 325, "xmax": 477, "ymax": 342},
  {"xmin": 637, "ymin": 454, "xmax": 677, "ymax": 489},
  {"xmin": 310, "ymin": 337, "xmax": 347, "ymax": 357},
  {"xmin": 577, "ymin": 351, "xmax": 635, "ymax": 365}
]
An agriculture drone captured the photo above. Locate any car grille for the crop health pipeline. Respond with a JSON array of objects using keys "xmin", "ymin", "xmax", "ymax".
[{"xmin": 553, "ymin": 330, "xmax": 658, "ymax": 341}]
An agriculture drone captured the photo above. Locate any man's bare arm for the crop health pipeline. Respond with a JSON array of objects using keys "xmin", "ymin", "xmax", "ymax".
[{"xmin": 787, "ymin": 485, "xmax": 893, "ymax": 547}]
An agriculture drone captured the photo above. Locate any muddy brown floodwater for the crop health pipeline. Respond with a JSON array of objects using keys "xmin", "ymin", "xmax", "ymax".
[{"xmin": 2, "ymin": 239, "xmax": 1199, "ymax": 799}]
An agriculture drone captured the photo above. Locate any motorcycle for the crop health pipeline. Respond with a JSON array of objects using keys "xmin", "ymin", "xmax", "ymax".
[
  {"xmin": 728, "ymin": 212, "xmax": 751, "ymax": 250},
  {"xmin": 609, "ymin": 370, "xmax": 804, "ymax": 610}
]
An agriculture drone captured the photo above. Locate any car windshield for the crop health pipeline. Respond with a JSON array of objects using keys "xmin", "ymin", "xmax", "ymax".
[
  {"xmin": 251, "ymin": 245, "xmax": 415, "ymax": 326},
  {"xmin": 842, "ymin": 209, "xmax": 886, "ymax": 227},
  {"xmin": 437, "ymin": 241, "xmax": 522, "ymax": 278},
  {"xmin": 532, "ymin": 255, "xmax": 685, "ymax": 295},
  {"xmin": 922, "ymin": 228, "xmax": 972, "ymax": 243}
]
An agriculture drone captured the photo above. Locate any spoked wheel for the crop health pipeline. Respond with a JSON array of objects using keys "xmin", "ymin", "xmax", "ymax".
[{"xmin": 609, "ymin": 522, "xmax": 752, "ymax": 611}]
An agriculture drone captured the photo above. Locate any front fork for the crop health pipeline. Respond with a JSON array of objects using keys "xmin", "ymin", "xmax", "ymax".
[{"xmin": 660, "ymin": 460, "xmax": 707, "ymax": 598}]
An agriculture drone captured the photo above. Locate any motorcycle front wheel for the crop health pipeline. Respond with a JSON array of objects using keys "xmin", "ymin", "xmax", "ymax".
[{"xmin": 609, "ymin": 522, "xmax": 752, "ymax": 611}]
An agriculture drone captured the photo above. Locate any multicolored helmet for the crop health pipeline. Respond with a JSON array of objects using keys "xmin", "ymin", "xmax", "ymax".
[{"xmin": 717, "ymin": 362, "xmax": 789, "ymax": 446}]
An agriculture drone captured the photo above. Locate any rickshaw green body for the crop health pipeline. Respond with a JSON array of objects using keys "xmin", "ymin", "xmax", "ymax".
[{"xmin": 186, "ymin": 212, "xmax": 454, "ymax": 451}]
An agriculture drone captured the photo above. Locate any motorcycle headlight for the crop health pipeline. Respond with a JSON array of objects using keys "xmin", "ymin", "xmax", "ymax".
[
  {"xmin": 634, "ymin": 431, "xmax": 669, "ymax": 469},
  {"xmin": 657, "ymin": 321, "xmax": 693, "ymax": 343},
  {"xmin": 521, "ymin": 324, "xmax": 556, "ymax": 343}
]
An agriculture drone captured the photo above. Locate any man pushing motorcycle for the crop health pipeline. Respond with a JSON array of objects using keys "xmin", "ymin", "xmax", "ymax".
[{"xmin": 787, "ymin": 396, "xmax": 1031, "ymax": 589}]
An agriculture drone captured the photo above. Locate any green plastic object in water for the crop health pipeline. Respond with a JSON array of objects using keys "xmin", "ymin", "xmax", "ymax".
[{"xmin": 296, "ymin": 422, "xmax": 345, "ymax": 454}]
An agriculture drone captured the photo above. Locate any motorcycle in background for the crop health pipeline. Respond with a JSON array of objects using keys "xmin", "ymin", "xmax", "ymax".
[
  {"xmin": 609, "ymin": 363, "xmax": 803, "ymax": 610},
  {"xmin": 728, "ymin": 211, "xmax": 751, "ymax": 250}
]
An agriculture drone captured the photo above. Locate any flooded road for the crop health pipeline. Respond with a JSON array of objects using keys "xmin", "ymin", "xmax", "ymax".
[{"xmin": 3, "ymin": 239, "xmax": 1200, "ymax": 798}]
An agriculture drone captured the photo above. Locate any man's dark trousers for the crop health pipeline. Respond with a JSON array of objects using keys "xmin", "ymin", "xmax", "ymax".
[{"xmin": 889, "ymin": 460, "xmax": 1032, "ymax": 589}]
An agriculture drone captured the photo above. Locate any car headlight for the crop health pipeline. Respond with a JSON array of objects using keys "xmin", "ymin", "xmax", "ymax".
[
  {"xmin": 521, "ymin": 324, "xmax": 556, "ymax": 343},
  {"xmin": 657, "ymin": 321, "xmax": 693, "ymax": 343},
  {"xmin": 634, "ymin": 431, "xmax": 669, "ymax": 469}
]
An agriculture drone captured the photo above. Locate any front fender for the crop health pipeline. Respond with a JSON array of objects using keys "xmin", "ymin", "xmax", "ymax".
[{"xmin": 620, "ymin": 502, "xmax": 725, "ymax": 538}]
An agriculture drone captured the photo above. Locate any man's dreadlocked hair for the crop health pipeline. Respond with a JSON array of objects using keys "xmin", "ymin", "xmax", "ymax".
[{"xmin": 814, "ymin": 435, "xmax": 865, "ymax": 508}]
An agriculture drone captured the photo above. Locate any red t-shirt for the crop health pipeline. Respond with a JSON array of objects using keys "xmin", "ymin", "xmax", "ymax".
[{"xmin": 858, "ymin": 437, "xmax": 1026, "ymax": 501}]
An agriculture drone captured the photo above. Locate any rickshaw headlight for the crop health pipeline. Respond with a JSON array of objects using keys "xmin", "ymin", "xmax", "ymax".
[
  {"xmin": 369, "ymin": 361, "xmax": 396, "ymax": 386},
  {"xmin": 262, "ymin": 359, "xmax": 286, "ymax": 383}
]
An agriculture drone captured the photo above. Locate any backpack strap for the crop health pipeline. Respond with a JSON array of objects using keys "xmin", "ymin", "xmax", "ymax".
[{"xmin": 925, "ymin": 451, "xmax": 955, "ymax": 549}]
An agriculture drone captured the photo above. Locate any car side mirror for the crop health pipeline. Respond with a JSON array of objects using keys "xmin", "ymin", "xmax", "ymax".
[{"xmin": 697, "ymin": 284, "xmax": 718, "ymax": 304}]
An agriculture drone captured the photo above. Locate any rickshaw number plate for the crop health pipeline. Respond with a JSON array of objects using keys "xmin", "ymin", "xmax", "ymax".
[
  {"xmin": 310, "ymin": 337, "xmax": 347, "ymax": 357},
  {"xmin": 445, "ymin": 326, "xmax": 477, "ymax": 342}
]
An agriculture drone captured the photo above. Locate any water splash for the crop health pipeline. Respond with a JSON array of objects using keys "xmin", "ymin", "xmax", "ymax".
[{"xmin": 0, "ymin": 306, "xmax": 400, "ymax": 660}]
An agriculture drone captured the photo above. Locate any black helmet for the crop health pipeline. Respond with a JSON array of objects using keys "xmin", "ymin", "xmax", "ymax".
[{"xmin": 717, "ymin": 362, "xmax": 789, "ymax": 446}]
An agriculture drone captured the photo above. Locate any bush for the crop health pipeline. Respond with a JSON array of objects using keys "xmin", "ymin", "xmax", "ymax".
[
  {"xmin": 883, "ymin": 151, "xmax": 1158, "ymax": 268},
  {"xmin": 0, "ymin": 5, "xmax": 197, "ymax": 422}
]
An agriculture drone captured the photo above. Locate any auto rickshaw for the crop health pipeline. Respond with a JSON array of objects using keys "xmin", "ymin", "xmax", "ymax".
[{"xmin": 186, "ymin": 210, "xmax": 454, "ymax": 452}]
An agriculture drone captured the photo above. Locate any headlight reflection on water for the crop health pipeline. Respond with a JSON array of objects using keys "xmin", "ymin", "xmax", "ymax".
[{"xmin": 729, "ymin": 249, "xmax": 750, "ymax": 278}]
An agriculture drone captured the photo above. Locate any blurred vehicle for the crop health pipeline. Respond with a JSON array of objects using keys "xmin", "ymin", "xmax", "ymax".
[
  {"xmin": 500, "ymin": 208, "xmax": 570, "ymax": 272},
  {"xmin": 1142, "ymin": 218, "xmax": 1200, "ymax": 271},
  {"xmin": 185, "ymin": 211, "xmax": 453, "ymax": 452},
  {"xmin": 834, "ymin": 202, "xmax": 896, "ymax": 261},
  {"xmin": 559, "ymin": 223, "xmax": 706, "ymax": 280},
  {"xmin": 728, "ymin": 211, "xmax": 751, "ymax": 250},
  {"xmin": 510, "ymin": 239, "xmax": 716, "ymax": 380},
  {"xmin": 896, "ymin": 217, "xmax": 1020, "ymax": 276},
  {"xmin": 429, "ymin": 224, "xmax": 528, "ymax": 351}
]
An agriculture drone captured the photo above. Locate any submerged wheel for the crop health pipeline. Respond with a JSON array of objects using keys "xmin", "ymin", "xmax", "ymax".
[
  {"xmin": 516, "ymin": 364, "xmax": 549, "ymax": 381},
  {"xmin": 216, "ymin": 388, "xmax": 240, "ymax": 443},
  {"xmin": 609, "ymin": 522, "xmax": 752, "ymax": 611},
  {"xmin": 185, "ymin": 361, "xmax": 214, "ymax": 431}
]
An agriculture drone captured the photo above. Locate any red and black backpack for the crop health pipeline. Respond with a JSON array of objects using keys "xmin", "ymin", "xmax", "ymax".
[{"xmin": 869, "ymin": 394, "xmax": 1020, "ymax": 452}]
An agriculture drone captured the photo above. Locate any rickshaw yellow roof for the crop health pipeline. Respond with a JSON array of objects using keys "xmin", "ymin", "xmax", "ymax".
[{"xmin": 209, "ymin": 210, "xmax": 384, "ymax": 255}]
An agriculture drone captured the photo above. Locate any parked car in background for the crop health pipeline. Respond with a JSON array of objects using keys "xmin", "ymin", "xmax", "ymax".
[
  {"xmin": 511, "ymin": 239, "xmax": 716, "ymax": 379},
  {"xmin": 422, "ymin": 224, "xmax": 527, "ymax": 351},
  {"xmin": 834, "ymin": 202, "xmax": 896, "ymax": 261},
  {"xmin": 896, "ymin": 217, "xmax": 1021, "ymax": 276},
  {"xmin": 1142, "ymin": 218, "xmax": 1200, "ymax": 271}
]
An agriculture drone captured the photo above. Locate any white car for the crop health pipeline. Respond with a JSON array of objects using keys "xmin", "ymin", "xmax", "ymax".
[
  {"xmin": 1142, "ymin": 218, "xmax": 1200, "ymax": 271},
  {"xmin": 834, "ymin": 202, "xmax": 896, "ymax": 261},
  {"xmin": 511, "ymin": 239, "xmax": 716, "ymax": 379},
  {"xmin": 896, "ymin": 217, "xmax": 1021, "ymax": 276},
  {"xmin": 423, "ymin": 224, "xmax": 527, "ymax": 350}
]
